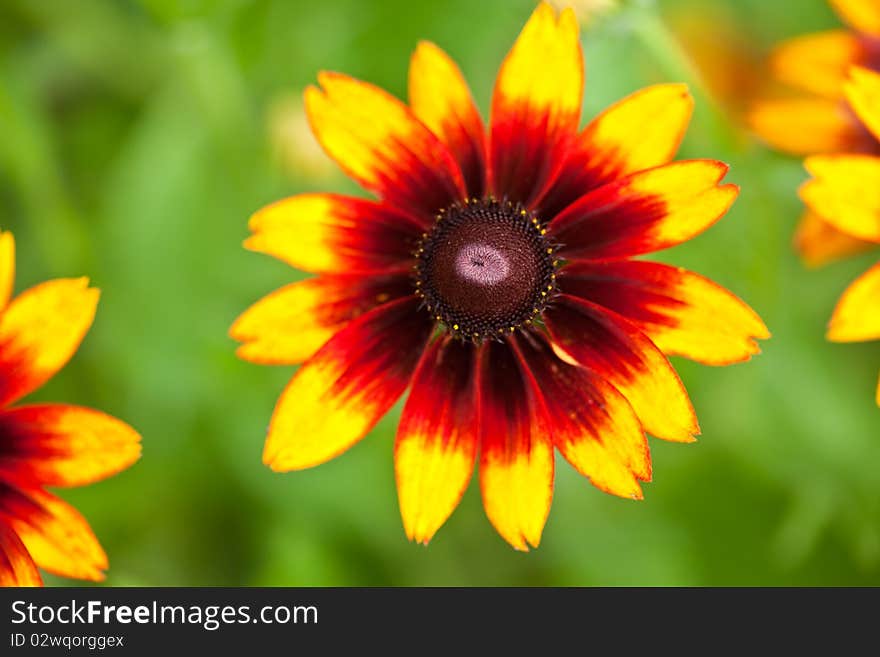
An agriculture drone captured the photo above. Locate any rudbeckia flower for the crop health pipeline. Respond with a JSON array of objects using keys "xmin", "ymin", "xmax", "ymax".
[
  {"xmin": 750, "ymin": 0, "xmax": 880, "ymax": 267},
  {"xmin": 666, "ymin": 3, "xmax": 767, "ymax": 122},
  {"xmin": 801, "ymin": 67, "xmax": 880, "ymax": 403},
  {"xmin": 0, "ymin": 232, "xmax": 141, "ymax": 586},
  {"xmin": 232, "ymin": 2, "xmax": 768, "ymax": 549}
]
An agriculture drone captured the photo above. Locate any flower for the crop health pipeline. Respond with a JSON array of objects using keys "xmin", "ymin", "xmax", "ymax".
[
  {"xmin": 749, "ymin": 0, "xmax": 880, "ymax": 267},
  {"xmin": 666, "ymin": 2, "xmax": 768, "ymax": 122},
  {"xmin": 801, "ymin": 67, "xmax": 880, "ymax": 403},
  {"xmin": 0, "ymin": 232, "xmax": 141, "ymax": 586},
  {"xmin": 232, "ymin": 2, "xmax": 768, "ymax": 549}
]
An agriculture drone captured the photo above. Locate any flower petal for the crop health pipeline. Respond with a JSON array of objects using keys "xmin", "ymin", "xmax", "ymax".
[
  {"xmin": 489, "ymin": 2, "xmax": 583, "ymax": 206},
  {"xmin": 559, "ymin": 260, "xmax": 769, "ymax": 366},
  {"xmin": 263, "ymin": 296, "xmax": 432, "ymax": 472},
  {"xmin": 0, "ymin": 232, "xmax": 14, "ymax": 312},
  {"xmin": 0, "ymin": 278, "xmax": 98, "ymax": 407},
  {"xmin": 770, "ymin": 30, "xmax": 864, "ymax": 99},
  {"xmin": 231, "ymin": 272, "xmax": 412, "ymax": 366},
  {"xmin": 477, "ymin": 340, "xmax": 553, "ymax": 551},
  {"xmin": 844, "ymin": 66, "xmax": 880, "ymax": 142},
  {"xmin": 409, "ymin": 41, "xmax": 487, "ymax": 198},
  {"xmin": 245, "ymin": 194, "xmax": 422, "ymax": 274},
  {"xmin": 0, "ymin": 404, "xmax": 141, "ymax": 488},
  {"xmin": 514, "ymin": 333, "xmax": 649, "ymax": 500},
  {"xmin": 545, "ymin": 294, "xmax": 698, "ymax": 443},
  {"xmin": 395, "ymin": 337, "xmax": 478, "ymax": 545},
  {"xmin": 549, "ymin": 160, "xmax": 738, "ymax": 261},
  {"xmin": 749, "ymin": 97, "xmax": 871, "ymax": 155},
  {"xmin": 0, "ymin": 485, "xmax": 107, "ymax": 581},
  {"xmin": 305, "ymin": 72, "xmax": 466, "ymax": 223},
  {"xmin": 794, "ymin": 210, "xmax": 874, "ymax": 268},
  {"xmin": 830, "ymin": 0, "xmax": 880, "ymax": 37},
  {"xmin": 801, "ymin": 154, "xmax": 880, "ymax": 242},
  {"xmin": 0, "ymin": 524, "xmax": 41, "ymax": 586},
  {"xmin": 539, "ymin": 84, "xmax": 694, "ymax": 221},
  {"xmin": 828, "ymin": 262, "xmax": 880, "ymax": 342}
]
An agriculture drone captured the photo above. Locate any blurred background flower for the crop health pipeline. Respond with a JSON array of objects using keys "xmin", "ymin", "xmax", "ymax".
[
  {"xmin": 266, "ymin": 93, "xmax": 335, "ymax": 182},
  {"xmin": 1, "ymin": 0, "xmax": 879, "ymax": 585},
  {"xmin": 665, "ymin": 2, "xmax": 768, "ymax": 123}
]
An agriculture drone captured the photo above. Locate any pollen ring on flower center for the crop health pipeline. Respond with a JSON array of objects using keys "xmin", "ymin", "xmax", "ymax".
[{"xmin": 414, "ymin": 198, "xmax": 558, "ymax": 340}]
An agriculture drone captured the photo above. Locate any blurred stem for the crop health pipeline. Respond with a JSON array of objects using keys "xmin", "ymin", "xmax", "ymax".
[{"xmin": 626, "ymin": 5, "xmax": 739, "ymax": 151}]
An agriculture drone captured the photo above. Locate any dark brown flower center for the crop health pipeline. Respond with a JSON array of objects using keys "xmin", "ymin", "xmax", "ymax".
[{"xmin": 414, "ymin": 198, "xmax": 558, "ymax": 340}]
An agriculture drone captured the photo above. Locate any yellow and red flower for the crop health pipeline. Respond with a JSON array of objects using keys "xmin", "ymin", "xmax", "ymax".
[
  {"xmin": 801, "ymin": 67, "xmax": 880, "ymax": 403},
  {"xmin": 750, "ymin": 0, "xmax": 880, "ymax": 266},
  {"xmin": 0, "ymin": 232, "xmax": 141, "ymax": 586},
  {"xmin": 232, "ymin": 3, "xmax": 768, "ymax": 549}
]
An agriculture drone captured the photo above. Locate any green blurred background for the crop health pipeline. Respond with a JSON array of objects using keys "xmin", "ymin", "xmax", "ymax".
[{"xmin": 2, "ymin": 0, "xmax": 879, "ymax": 586}]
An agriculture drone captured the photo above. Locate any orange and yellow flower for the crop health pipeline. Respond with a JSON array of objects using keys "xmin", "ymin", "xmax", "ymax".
[
  {"xmin": 750, "ymin": 0, "xmax": 880, "ymax": 267},
  {"xmin": 667, "ymin": 2, "xmax": 768, "ymax": 122},
  {"xmin": 232, "ymin": 3, "xmax": 768, "ymax": 549},
  {"xmin": 0, "ymin": 232, "xmax": 141, "ymax": 586},
  {"xmin": 800, "ymin": 67, "xmax": 880, "ymax": 403}
]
